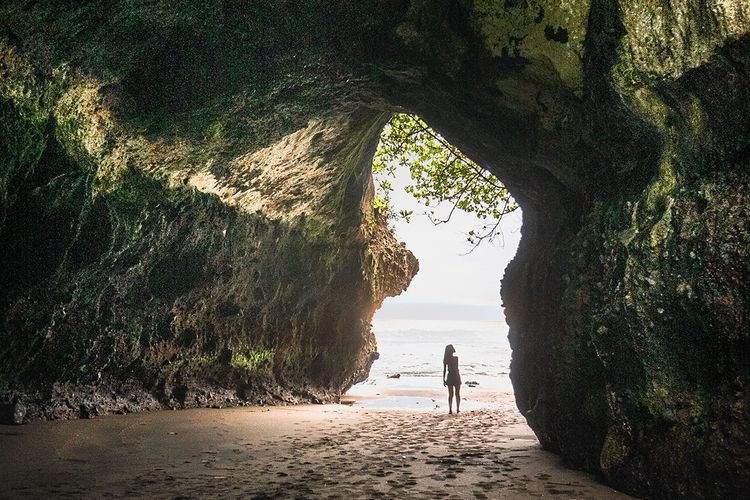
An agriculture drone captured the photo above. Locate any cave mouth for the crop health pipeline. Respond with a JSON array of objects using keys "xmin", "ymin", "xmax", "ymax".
[{"xmin": 347, "ymin": 113, "xmax": 522, "ymax": 410}]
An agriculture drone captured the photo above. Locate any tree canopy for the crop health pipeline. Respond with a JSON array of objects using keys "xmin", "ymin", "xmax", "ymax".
[{"xmin": 372, "ymin": 113, "xmax": 517, "ymax": 248}]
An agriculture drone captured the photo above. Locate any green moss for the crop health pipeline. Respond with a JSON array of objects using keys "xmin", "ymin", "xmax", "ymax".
[
  {"xmin": 231, "ymin": 348, "xmax": 275, "ymax": 372},
  {"xmin": 562, "ymin": 149, "xmax": 749, "ymax": 493},
  {"xmin": 616, "ymin": 0, "xmax": 750, "ymax": 83},
  {"xmin": 471, "ymin": 0, "xmax": 590, "ymax": 91},
  {"xmin": 187, "ymin": 354, "xmax": 219, "ymax": 370}
]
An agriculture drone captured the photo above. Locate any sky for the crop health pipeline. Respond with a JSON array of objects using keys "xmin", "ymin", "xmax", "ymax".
[{"xmin": 376, "ymin": 163, "xmax": 523, "ymax": 319}]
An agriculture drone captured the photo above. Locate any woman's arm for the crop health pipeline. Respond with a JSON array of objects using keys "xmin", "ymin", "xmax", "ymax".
[{"xmin": 443, "ymin": 363, "xmax": 447, "ymax": 386}]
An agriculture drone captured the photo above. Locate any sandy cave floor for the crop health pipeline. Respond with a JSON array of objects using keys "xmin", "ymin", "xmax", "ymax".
[{"xmin": 0, "ymin": 391, "xmax": 633, "ymax": 499}]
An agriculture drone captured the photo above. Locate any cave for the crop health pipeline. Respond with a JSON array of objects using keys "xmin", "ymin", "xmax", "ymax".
[{"xmin": 1, "ymin": 2, "xmax": 749, "ymax": 498}]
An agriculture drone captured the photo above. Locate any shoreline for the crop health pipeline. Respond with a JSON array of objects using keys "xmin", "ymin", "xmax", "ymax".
[
  {"xmin": 343, "ymin": 384, "xmax": 517, "ymax": 413},
  {"xmin": 0, "ymin": 390, "xmax": 633, "ymax": 499}
]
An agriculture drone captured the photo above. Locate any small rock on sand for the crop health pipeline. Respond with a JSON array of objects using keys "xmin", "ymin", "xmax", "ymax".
[{"xmin": 0, "ymin": 398, "xmax": 26, "ymax": 425}]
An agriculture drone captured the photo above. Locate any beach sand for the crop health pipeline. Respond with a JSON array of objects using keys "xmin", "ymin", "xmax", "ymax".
[{"xmin": 0, "ymin": 390, "xmax": 632, "ymax": 499}]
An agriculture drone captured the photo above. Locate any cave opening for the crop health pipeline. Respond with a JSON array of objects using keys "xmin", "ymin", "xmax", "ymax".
[{"xmin": 347, "ymin": 113, "xmax": 523, "ymax": 411}]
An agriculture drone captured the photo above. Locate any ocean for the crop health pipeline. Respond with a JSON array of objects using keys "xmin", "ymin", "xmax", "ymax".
[{"xmin": 346, "ymin": 319, "xmax": 514, "ymax": 408}]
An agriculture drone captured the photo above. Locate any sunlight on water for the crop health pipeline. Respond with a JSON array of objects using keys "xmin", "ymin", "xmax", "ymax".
[
  {"xmin": 350, "ymin": 159, "xmax": 522, "ymax": 409},
  {"xmin": 348, "ymin": 318, "xmax": 513, "ymax": 401}
]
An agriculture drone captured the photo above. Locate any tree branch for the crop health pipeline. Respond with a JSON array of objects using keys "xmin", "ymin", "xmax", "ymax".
[{"xmin": 408, "ymin": 115, "xmax": 506, "ymax": 190}]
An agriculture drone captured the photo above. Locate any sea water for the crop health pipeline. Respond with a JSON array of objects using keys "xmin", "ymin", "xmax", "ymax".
[{"xmin": 346, "ymin": 319, "xmax": 514, "ymax": 408}]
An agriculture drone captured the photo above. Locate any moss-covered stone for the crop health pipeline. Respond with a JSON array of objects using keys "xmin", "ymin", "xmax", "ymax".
[
  {"xmin": 0, "ymin": 5, "xmax": 418, "ymax": 414},
  {"xmin": 472, "ymin": 0, "xmax": 590, "ymax": 92}
]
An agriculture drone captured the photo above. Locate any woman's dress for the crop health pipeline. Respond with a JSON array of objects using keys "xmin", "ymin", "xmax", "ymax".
[{"xmin": 445, "ymin": 356, "xmax": 461, "ymax": 386}]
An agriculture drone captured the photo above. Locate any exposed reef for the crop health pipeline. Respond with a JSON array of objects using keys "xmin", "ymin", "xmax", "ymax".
[{"xmin": 0, "ymin": 1, "xmax": 748, "ymax": 497}]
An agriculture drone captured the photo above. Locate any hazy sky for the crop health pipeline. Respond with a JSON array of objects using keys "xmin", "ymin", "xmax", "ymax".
[{"xmin": 378, "ymin": 164, "xmax": 523, "ymax": 310}]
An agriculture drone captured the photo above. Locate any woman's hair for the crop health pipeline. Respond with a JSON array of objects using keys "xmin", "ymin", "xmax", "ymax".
[{"xmin": 443, "ymin": 344, "xmax": 456, "ymax": 365}]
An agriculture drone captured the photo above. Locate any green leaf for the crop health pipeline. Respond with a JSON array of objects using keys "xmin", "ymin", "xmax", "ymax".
[{"xmin": 371, "ymin": 113, "xmax": 518, "ymax": 245}]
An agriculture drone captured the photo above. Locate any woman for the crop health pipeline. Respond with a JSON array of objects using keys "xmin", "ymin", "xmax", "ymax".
[{"xmin": 442, "ymin": 344, "xmax": 461, "ymax": 414}]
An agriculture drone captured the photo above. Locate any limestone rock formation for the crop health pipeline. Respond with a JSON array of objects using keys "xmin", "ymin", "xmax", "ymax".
[
  {"xmin": 1, "ymin": 1, "xmax": 748, "ymax": 497},
  {"xmin": 0, "ymin": 7, "xmax": 418, "ymax": 416}
]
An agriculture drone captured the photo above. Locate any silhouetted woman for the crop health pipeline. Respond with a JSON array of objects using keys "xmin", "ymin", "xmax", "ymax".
[{"xmin": 443, "ymin": 344, "xmax": 461, "ymax": 414}]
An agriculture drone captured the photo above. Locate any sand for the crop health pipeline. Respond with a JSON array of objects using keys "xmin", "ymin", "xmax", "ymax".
[{"xmin": 0, "ymin": 390, "xmax": 633, "ymax": 499}]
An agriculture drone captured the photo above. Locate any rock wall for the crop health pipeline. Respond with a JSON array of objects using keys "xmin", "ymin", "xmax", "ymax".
[
  {"xmin": 502, "ymin": 3, "xmax": 750, "ymax": 497},
  {"xmin": 0, "ymin": 6, "xmax": 417, "ymax": 418},
  {"xmin": 1, "ymin": 1, "xmax": 748, "ymax": 497}
]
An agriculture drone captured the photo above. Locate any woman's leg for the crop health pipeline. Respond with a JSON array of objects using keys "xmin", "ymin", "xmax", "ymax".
[
  {"xmin": 455, "ymin": 384, "xmax": 461, "ymax": 413},
  {"xmin": 448, "ymin": 385, "xmax": 454, "ymax": 414}
]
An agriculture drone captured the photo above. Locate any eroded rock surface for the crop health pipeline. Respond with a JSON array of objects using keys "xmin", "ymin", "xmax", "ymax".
[
  {"xmin": 0, "ymin": 2, "xmax": 748, "ymax": 497},
  {"xmin": 0, "ymin": 16, "xmax": 417, "ymax": 416}
]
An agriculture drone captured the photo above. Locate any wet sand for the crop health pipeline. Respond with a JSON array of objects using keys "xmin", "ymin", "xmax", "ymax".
[{"xmin": 0, "ymin": 391, "xmax": 633, "ymax": 499}]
